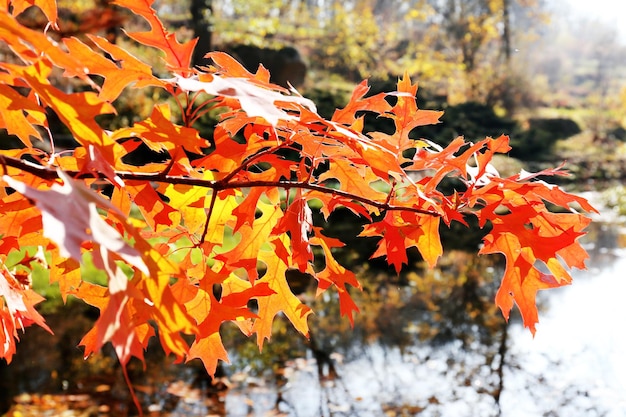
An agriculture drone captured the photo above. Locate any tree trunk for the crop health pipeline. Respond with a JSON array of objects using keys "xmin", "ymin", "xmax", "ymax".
[
  {"xmin": 502, "ymin": 0, "xmax": 511, "ymax": 63},
  {"xmin": 190, "ymin": 0, "xmax": 213, "ymax": 67},
  {"xmin": 0, "ymin": 360, "xmax": 10, "ymax": 414}
]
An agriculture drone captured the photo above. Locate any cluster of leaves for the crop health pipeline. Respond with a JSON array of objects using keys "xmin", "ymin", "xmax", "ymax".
[{"xmin": 0, "ymin": 0, "xmax": 595, "ymax": 400}]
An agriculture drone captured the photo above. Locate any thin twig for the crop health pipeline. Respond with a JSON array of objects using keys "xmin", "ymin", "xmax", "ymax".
[{"xmin": 199, "ymin": 190, "xmax": 218, "ymax": 245}]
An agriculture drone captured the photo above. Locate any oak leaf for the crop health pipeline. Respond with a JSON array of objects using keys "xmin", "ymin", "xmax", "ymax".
[
  {"xmin": 2, "ymin": 171, "xmax": 148, "ymax": 294},
  {"xmin": 0, "ymin": 263, "xmax": 51, "ymax": 363},
  {"xmin": 4, "ymin": 0, "xmax": 58, "ymax": 24},
  {"xmin": 112, "ymin": 0, "xmax": 196, "ymax": 71},
  {"xmin": 174, "ymin": 55, "xmax": 316, "ymax": 126},
  {"xmin": 0, "ymin": 84, "xmax": 45, "ymax": 147},
  {"xmin": 253, "ymin": 246, "xmax": 313, "ymax": 348}
]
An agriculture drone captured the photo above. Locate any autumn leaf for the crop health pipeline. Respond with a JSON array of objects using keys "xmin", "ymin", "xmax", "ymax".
[
  {"xmin": 185, "ymin": 270, "xmax": 274, "ymax": 375},
  {"xmin": 360, "ymin": 211, "xmax": 443, "ymax": 273},
  {"xmin": 0, "ymin": 84, "xmax": 45, "ymax": 147},
  {"xmin": 0, "ymin": 12, "xmax": 86, "ymax": 80},
  {"xmin": 311, "ymin": 232, "xmax": 361, "ymax": 325},
  {"xmin": 318, "ymin": 158, "xmax": 388, "ymax": 203},
  {"xmin": 215, "ymin": 198, "xmax": 283, "ymax": 282},
  {"xmin": 174, "ymin": 56, "xmax": 316, "ymax": 126},
  {"xmin": 187, "ymin": 333, "xmax": 229, "ymax": 376},
  {"xmin": 476, "ymin": 172, "xmax": 597, "ymax": 333},
  {"xmin": 331, "ymin": 79, "xmax": 391, "ymax": 125},
  {"xmin": 112, "ymin": 0, "xmax": 196, "ymax": 71},
  {"xmin": 253, "ymin": 246, "xmax": 313, "ymax": 348},
  {"xmin": 2, "ymin": 171, "xmax": 149, "ymax": 293},
  {"xmin": 7, "ymin": 60, "xmax": 120, "ymax": 163},
  {"xmin": 0, "ymin": 261, "xmax": 51, "ymax": 363},
  {"xmin": 373, "ymin": 73, "xmax": 443, "ymax": 156},
  {"xmin": 75, "ymin": 282, "xmax": 155, "ymax": 365},
  {"xmin": 0, "ymin": 186, "xmax": 44, "ymax": 248},
  {"xmin": 271, "ymin": 191, "xmax": 314, "ymax": 270},
  {"xmin": 112, "ymin": 103, "xmax": 209, "ymax": 155},
  {"xmin": 63, "ymin": 36, "xmax": 164, "ymax": 102},
  {"xmin": 4, "ymin": 0, "xmax": 58, "ymax": 24},
  {"xmin": 124, "ymin": 181, "xmax": 180, "ymax": 231},
  {"xmin": 49, "ymin": 257, "xmax": 81, "ymax": 303}
]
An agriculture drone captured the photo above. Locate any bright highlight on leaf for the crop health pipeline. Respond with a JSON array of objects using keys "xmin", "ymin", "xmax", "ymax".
[{"xmin": 0, "ymin": 2, "xmax": 596, "ymax": 412}]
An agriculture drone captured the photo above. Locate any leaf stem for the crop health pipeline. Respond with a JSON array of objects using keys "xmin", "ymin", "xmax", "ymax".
[{"xmin": 199, "ymin": 190, "xmax": 218, "ymax": 245}]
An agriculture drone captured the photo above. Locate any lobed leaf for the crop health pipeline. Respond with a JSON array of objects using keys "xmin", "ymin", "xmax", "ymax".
[{"xmin": 112, "ymin": 0, "xmax": 197, "ymax": 72}]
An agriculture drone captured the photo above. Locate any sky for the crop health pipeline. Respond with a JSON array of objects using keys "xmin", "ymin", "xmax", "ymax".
[{"xmin": 561, "ymin": 0, "xmax": 626, "ymax": 42}]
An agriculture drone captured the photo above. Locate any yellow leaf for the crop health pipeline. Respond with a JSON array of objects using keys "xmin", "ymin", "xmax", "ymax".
[
  {"xmin": 11, "ymin": 61, "xmax": 120, "ymax": 163},
  {"xmin": 163, "ymin": 170, "xmax": 214, "ymax": 235},
  {"xmin": 253, "ymin": 246, "xmax": 312, "ymax": 349}
]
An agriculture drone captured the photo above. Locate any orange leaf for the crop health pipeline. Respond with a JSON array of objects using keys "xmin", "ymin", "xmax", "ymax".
[
  {"xmin": 215, "ymin": 199, "xmax": 283, "ymax": 282},
  {"xmin": 125, "ymin": 181, "xmax": 180, "ymax": 230},
  {"xmin": 331, "ymin": 80, "xmax": 391, "ymax": 125},
  {"xmin": 271, "ymin": 191, "xmax": 314, "ymax": 271},
  {"xmin": 5, "ymin": 0, "xmax": 58, "ymax": 24},
  {"xmin": 113, "ymin": 0, "xmax": 196, "ymax": 71},
  {"xmin": 0, "ymin": 84, "xmax": 45, "ymax": 147},
  {"xmin": 187, "ymin": 333, "xmax": 230, "ymax": 376},
  {"xmin": 360, "ymin": 211, "xmax": 443, "ymax": 273},
  {"xmin": 63, "ymin": 36, "xmax": 164, "ymax": 102},
  {"xmin": 318, "ymin": 158, "xmax": 388, "ymax": 202},
  {"xmin": 49, "ymin": 257, "xmax": 81, "ymax": 303},
  {"xmin": 0, "ymin": 13, "xmax": 87, "ymax": 80},
  {"xmin": 385, "ymin": 73, "xmax": 442, "ymax": 153},
  {"xmin": 3, "ymin": 172, "xmax": 148, "ymax": 276},
  {"xmin": 113, "ymin": 103, "xmax": 209, "ymax": 154},
  {"xmin": 9, "ymin": 61, "xmax": 119, "ymax": 162}
]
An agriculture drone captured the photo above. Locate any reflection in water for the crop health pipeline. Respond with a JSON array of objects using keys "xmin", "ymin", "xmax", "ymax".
[
  {"xmin": 501, "ymin": 220, "xmax": 626, "ymax": 417},
  {"xmin": 3, "ymin": 215, "xmax": 625, "ymax": 416}
]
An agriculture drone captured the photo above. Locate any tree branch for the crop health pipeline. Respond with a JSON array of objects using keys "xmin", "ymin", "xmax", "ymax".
[{"xmin": 0, "ymin": 155, "xmax": 441, "ymax": 217}]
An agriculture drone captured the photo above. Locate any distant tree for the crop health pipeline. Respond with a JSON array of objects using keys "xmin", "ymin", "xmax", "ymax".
[
  {"xmin": 190, "ymin": 0, "xmax": 213, "ymax": 66},
  {"xmin": 426, "ymin": 0, "xmax": 545, "ymax": 104}
]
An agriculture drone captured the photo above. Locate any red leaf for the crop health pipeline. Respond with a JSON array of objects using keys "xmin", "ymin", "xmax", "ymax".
[
  {"xmin": 360, "ymin": 211, "xmax": 443, "ymax": 273},
  {"xmin": 271, "ymin": 191, "xmax": 314, "ymax": 271},
  {"xmin": 311, "ymin": 232, "xmax": 361, "ymax": 325}
]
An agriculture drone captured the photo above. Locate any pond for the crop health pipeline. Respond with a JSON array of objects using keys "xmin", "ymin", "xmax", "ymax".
[
  {"xmin": 2, "ymin": 194, "xmax": 625, "ymax": 417},
  {"xmin": 501, "ymin": 216, "xmax": 626, "ymax": 417},
  {"xmin": 226, "ymin": 218, "xmax": 626, "ymax": 417}
]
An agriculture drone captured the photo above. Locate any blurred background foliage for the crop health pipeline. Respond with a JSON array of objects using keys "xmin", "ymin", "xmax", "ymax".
[
  {"xmin": 10, "ymin": 0, "xmax": 622, "ymax": 164},
  {"xmin": 6, "ymin": 0, "xmax": 626, "ymax": 163}
]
